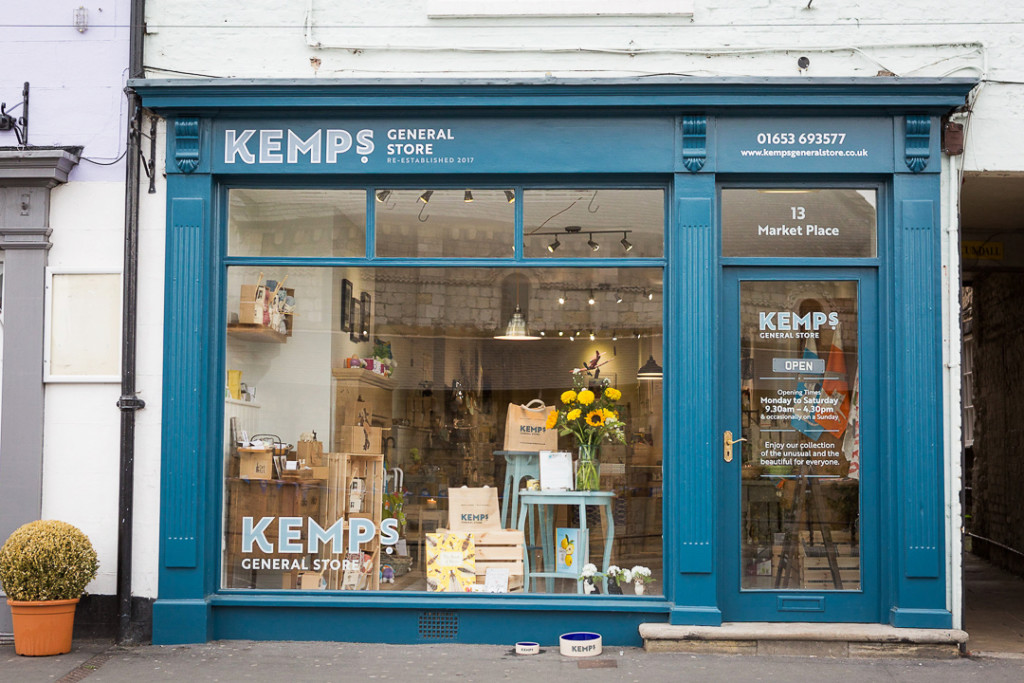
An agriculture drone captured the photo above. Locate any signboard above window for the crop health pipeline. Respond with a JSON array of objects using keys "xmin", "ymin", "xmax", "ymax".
[
  {"xmin": 721, "ymin": 189, "xmax": 877, "ymax": 259},
  {"xmin": 427, "ymin": 0, "xmax": 694, "ymax": 18}
]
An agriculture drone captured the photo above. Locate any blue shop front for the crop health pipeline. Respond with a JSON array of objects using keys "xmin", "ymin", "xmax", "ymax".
[{"xmin": 135, "ymin": 78, "xmax": 975, "ymax": 645}]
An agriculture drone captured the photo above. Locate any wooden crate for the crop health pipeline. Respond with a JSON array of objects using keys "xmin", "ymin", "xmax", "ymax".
[
  {"xmin": 322, "ymin": 453, "xmax": 384, "ymax": 591},
  {"xmin": 335, "ymin": 426, "xmax": 383, "ymax": 455},
  {"xmin": 802, "ymin": 569, "xmax": 861, "ymax": 588},
  {"xmin": 440, "ymin": 528, "xmax": 524, "ymax": 591},
  {"xmin": 799, "ymin": 529, "xmax": 854, "ymax": 545}
]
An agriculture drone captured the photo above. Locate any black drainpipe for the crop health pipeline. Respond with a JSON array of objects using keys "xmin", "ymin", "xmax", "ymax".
[{"xmin": 115, "ymin": 0, "xmax": 147, "ymax": 644}]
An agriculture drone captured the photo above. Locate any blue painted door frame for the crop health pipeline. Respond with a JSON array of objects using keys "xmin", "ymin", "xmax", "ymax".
[{"xmin": 136, "ymin": 79, "xmax": 974, "ymax": 644}]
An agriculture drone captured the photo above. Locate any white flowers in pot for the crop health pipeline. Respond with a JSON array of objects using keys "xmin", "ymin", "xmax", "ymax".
[
  {"xmin": 578, "ymin": 563, "xmax": 602, "ymax": 594},
  {"xmin": 630, "ymin": 565, "xmax": 654, "ymax": 595},
  {"xmin": 605, "ymin": 565, "xmax": 631, "ymax": 594}
]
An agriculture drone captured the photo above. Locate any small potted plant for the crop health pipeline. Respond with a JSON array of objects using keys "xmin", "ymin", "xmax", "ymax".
[
  {"xmin": 630, "ymin": 565, "xmax": 655, "ymax": 595},
  {"xmin": 0, "ymin": 520, "xmax": 99, "ymax": 656},
  {"xmin": 605, "ymin": 565, "xmax": 631, "ymax": 595},
  {"xmin": 577, "ymin": 563, "xmax": 603, "ymax": 595}
]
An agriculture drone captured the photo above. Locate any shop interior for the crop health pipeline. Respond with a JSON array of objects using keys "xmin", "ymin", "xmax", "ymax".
[{"xmin": 220, "ymin": 188, "xmax": 665, "ymax": 596}]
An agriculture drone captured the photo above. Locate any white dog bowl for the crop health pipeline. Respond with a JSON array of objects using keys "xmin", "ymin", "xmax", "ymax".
[
  {"xmin": 515, "ymin": 641, "xmax": 540, "ymax": 655},
  {"xmin": 559, "ymin": 632, "xmax": 602, "ymax": 657}
]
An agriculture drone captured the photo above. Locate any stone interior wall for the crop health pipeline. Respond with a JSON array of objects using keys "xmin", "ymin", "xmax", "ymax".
[{"xmin": 971, "ymin": 271, "xmax": 1024, "ymax": 575}]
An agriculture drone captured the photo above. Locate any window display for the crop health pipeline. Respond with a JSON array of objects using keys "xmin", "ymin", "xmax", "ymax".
[{"xmin": 222, "ymin": 188, "xmax": 665, "ymax": 596}]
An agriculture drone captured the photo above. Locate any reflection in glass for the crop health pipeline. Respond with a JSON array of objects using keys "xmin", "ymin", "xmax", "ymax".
[
  {"xmin": 375, "ymin": 189, "xmax": 515, "ymax": 258},
  {"xmin": 222, "ymin": 266, "xmax": 664, "ymax": 595},
  {"xmin": 228, "ymin": 189, "xmax": 367, "ymax": 258},
  {"xmin": 524, "ymin": 189, "xmax": 664, "ymax": 258},
  {"xmin": 739, "ymin": 280, "xmax": 860, "ymax": 590},
  {"xmin": 722, "ymin": 189, "xmax": 876, "ymax": 258}
]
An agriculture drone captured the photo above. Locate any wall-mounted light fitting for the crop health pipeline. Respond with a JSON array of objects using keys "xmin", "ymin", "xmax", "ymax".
[
  {"xmin": 620, "ymin": 233, "xmax": 633, "ymax": 252},
  {"xmin": 547, "ymin": 236, "xmax": 560, "ymax": 253},
  {"xmin": 587, "ymin": 234, "xmax": 600, "ymax": 252},
  {"xmin": 0, "ymin": 82, "xmax": 30, "ymax": 146},
  {"xmin": 463, "ymin": 190, "xmax": 474, "ymax": 203},
  {"xmin": 419, "ymin": 190, "xmax": 433, "ymax": 203},
  {"xmin": 74, "ymin": 6, "xmax": 88, "ymax": 33},
  {"xmin": 375, "ymin": 189, "xmax": 391, "ymax": 203},
  {"xmin": 588, "ymin": 290, "xmax": 596, "ymax": 306},
  {"xmin": 504, "ymin": 190, "xmax": 516, "ymax": 203}
]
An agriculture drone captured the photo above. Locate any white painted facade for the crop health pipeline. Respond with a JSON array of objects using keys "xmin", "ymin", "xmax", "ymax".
[
  {"xmin": 134, "ymin": 2, "xmax": 1023, "ymax": 628},
  {"xmin": 6, "ymin": 0, "xmax": 1012, "ymax": 626},
  {"xmin": 1, "ymin": 1, "xmax": 158, "ymax": 607}
]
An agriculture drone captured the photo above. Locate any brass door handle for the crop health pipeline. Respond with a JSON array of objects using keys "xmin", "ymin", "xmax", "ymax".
[{"xmin": 724, "ymin": 430, "xmax": 747, "ymax": 463}]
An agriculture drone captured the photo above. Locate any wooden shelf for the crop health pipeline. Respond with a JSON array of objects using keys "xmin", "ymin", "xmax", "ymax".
[
  {"xmin": 332, "ymin": 366, "xmax": 396, "ymax": 389},
  {"xmin": 227, "ymin": 323, "xmax": 287, "ymax": 343}
]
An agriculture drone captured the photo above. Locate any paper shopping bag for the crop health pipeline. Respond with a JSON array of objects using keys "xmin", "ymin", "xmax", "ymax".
[
  {"xmin": 503, "ymin": 400, "xmax": 557, "ymax": 451},
  {"xmin": 448, "ymin": 486, "xmax": 501, "ymax": 531}
]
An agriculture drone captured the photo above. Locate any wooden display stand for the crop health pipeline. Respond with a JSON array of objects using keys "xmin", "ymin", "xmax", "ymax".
[
  {"xmin": 331, "ymin": 368, "xmax": 395, "ymax": 449},
  {"xmin": 322, "ymin": 452, "xmax": 385, "ymax": 591}
]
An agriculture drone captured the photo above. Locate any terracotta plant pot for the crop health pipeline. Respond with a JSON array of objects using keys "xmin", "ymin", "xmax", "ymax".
[{"xmin": 7, "ymin": 598, "xmax": 79, "ymax": 656}]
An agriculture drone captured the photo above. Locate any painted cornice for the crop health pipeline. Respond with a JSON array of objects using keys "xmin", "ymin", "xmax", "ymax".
[{"xmin": 130, "ymin": 77, "xmax": 978, "ymax": 114}]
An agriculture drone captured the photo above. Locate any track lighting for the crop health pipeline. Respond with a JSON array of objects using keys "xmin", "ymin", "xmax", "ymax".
[
  {"xmin": 615, "ymin": 292, "xmax": 623, "ymax": 304},
  {"xmin": 558, "ymin": 294, "xmax": 565, "ymax": 305},
  {"xmin": 375, "ymin": 189, "xmax": 391, "ymax": 203},
  {"xmin": 464, "ymin": 190, "xmax": 474, "ymax": 203},
  {"xmin": 588, "ymin": 291, "xmax": 596, "ymax": 306},
  {"xmin": 419, "ymin": 190, "xmax": 433, "ymax": 203},
  {"xmin": 529, "ymin": 226, "xmax": 631, "ymax": 253},
  {"xmin": 648, "ymin": 291, "xmax": 654, "ymax": 301},
  {"xmin": 504, "ymin": 190, "xmax": 516, "ymax": 203}
]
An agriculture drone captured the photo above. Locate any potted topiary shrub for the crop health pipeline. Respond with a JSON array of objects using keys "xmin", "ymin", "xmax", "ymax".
[{"xmin": 0, "ymin": 520, "xmax": 99, "ymax": 656}]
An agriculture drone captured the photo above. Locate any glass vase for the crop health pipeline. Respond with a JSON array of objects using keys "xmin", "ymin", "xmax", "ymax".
[{"xmin": 575, "ymin": 444, "xmax": 601, "ymax": 491}]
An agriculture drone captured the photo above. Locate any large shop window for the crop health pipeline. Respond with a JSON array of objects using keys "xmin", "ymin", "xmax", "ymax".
[{"xmin": 222, "ymin": 188, "xmax": 665, "ymax": 596}]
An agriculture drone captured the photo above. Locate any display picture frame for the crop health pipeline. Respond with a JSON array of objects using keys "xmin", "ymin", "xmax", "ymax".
[
  {"xmin": 349, "ymin": 297, "xmax": 361, "ymax": 342},
  {"xmin": 360, "ymin": 291, "xmax": 371, "ymax": 341},
  {"xmin": 340, "ymin": 279, "xmax": 353, "ymax": 331}
]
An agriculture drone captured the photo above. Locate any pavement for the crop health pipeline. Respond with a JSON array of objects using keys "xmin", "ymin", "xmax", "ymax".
[
  {"xmin": 3, "ymin": 639, "xmax": 1024, "ymax": 683},
  {"xmin": 2, "ymin": 643, "xmax": 1024, "ymax": 683},
  {"xmin": 963, "ymin": 552, "xmax": 1024, "ymax": 656},
  {"xmin": 2, "ymin": 553, "xmax": 1023, "ymax": 682}
]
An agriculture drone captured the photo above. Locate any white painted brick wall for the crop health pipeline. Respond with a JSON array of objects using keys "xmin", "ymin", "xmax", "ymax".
[{"xmin": 142, "ymin": 0, "xmax": 1024, "ymax": 171}]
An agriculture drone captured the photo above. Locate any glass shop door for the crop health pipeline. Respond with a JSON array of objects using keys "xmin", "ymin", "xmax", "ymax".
[{"xmin": 718, "ymin": 269, "xmax": 880, "ymax": 622}]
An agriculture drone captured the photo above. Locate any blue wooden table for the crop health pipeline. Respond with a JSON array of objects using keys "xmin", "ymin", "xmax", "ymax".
[{"xmin": 516, "ymin": 490, "xmax": 615, "ymax": 593}]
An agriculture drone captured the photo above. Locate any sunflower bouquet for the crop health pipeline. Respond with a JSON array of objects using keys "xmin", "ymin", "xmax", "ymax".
[{"xmin": 546, "ymin": 374, "xmax": 626, "ymax": 490}]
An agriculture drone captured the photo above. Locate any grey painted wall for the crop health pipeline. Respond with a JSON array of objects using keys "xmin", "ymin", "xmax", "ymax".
[{"xmin": 0, "ymin": 148, "xmax": 79, "ymax": 633}]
